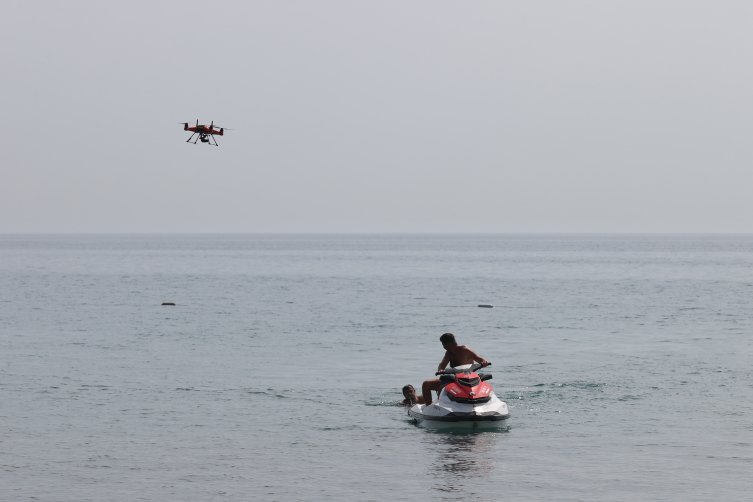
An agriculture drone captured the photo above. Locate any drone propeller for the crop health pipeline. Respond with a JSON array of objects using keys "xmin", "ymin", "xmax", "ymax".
[{"xmin": 178, "ymin": 121, "xmax": 232, "ymax": 130}]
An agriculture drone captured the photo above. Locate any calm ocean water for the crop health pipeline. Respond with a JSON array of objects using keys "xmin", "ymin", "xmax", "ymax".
[{"xmin": 1, "ymin": 234, "xmax": 752, "ymax": 501}]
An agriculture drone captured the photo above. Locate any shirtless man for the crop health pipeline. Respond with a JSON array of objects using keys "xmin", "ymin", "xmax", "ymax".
[
  {"xmin": 399, "ymin": 384, "xmax": 426, "ymax": 406},
  {"xmin": 421, "ymin": 333, "xmax": 489, "ymax": 405}
]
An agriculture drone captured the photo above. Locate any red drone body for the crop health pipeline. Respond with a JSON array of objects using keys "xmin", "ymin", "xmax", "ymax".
[{"xmin": 180, "ymin": 120, "xmax": 230, "ymax": 146}]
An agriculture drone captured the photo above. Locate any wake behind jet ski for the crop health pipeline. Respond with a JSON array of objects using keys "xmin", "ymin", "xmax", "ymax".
[{"xmin": 408, "ymin": 363, "xmax": 510, "ymax": 429}]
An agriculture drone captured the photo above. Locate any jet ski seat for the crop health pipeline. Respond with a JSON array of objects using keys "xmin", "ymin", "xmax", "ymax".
[{"xmin": 439, "ymin": 375, "xmax": 455, "ymax": 384}]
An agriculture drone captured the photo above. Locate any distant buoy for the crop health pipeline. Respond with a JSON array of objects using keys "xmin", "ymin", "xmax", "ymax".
[
  {"xmin": 162, "ymin": 302, "xmax": 176, "ymax": 306},
  {"xmin": 478, "ymin": 304, "xmax": 493, "ymax": 308}
]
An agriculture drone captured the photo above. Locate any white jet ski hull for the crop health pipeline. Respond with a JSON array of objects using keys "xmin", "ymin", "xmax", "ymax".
[{"xmin": 408, "ymin": 389, "xmax": 509, "ymax": 430}]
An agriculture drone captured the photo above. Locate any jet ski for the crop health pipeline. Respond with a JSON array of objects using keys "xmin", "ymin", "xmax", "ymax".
[{"xmin": 408, "ymin": 363, "xmax": 510, "ymax": 429}]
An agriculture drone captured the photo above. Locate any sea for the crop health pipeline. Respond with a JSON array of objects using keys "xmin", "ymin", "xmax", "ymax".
[{"xmin": 1, "ymin": 234, "xmax": 752, "ymax": 501}]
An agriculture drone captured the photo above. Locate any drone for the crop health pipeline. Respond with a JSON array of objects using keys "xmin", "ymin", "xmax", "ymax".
[{"xmin": 180, "ymin": 120, "xmax": 230, "ymax": 146}]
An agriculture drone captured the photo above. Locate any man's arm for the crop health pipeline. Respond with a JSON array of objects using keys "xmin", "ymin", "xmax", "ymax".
[
  {"xmin": 437, "ymin": 352, "xmax": 450, "ymax": 372},
  {"xmin": 468, "ymin": 347, "xmax": 489, "ymax": 367},
  {"xmin": 401, "ymin": 395, "xmax": 426, "ymax": 406}
]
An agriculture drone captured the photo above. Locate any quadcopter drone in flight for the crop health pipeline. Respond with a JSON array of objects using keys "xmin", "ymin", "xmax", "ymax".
[{"xmin": 180, "ymin": 120, "xmax": 231, "ymax": 146}]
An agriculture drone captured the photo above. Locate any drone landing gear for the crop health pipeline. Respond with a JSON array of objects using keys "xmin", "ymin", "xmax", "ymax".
[{"xmin": 186, "ymin": 133, "xmax": 218, "ymax": 146}]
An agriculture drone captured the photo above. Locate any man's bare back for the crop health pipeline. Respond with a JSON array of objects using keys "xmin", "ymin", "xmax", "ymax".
[{"xmin": 437, "ymin": 344, "xmax": 488, "ymax": 372}]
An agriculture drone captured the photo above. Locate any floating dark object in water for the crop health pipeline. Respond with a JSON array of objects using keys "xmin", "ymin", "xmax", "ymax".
[
  {"xmin": 478, "ymin": 304, "xmax": 493, "ymax": 308},
  {"xmin": 162, "ymin": 302, "xmax": 176, "ymax": 306}
]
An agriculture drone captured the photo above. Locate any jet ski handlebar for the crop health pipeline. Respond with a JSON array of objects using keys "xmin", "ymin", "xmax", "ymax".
[{"xmin": 436, "ymin": 362, "xmax": 491, "ymax": 376}]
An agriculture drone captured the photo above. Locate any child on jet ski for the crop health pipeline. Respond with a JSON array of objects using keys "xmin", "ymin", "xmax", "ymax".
[
  {"xmin": 421, "ymin": 333, "xmax": 489, "ymax": 405},
  {"xmin": 400, "ymin": 385, "xmax": 426, "ymax": 406}
]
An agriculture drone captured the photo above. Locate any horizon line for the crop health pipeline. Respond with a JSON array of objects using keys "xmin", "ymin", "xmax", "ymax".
[{"xmin": 1, "ymin": 231, "xmax": 752, "ymax": 236}]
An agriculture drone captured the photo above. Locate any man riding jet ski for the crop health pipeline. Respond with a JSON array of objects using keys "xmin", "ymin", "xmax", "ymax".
[
  {"xmin": 422, "ymin": 333, "xmax": 490, "ymax": 404},
  {"xmin": 408, "ymin": 333, "xmax": 509, "ymax": 429},
  {"xmin": 408, "ymin": 362, "xmax": 510, "ymax": 429}
]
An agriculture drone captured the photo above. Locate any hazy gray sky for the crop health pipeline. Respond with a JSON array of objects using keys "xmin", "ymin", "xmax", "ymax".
[{"xmin": 2, "ymin": 1, "xmax": 752, "ymax": 233}]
